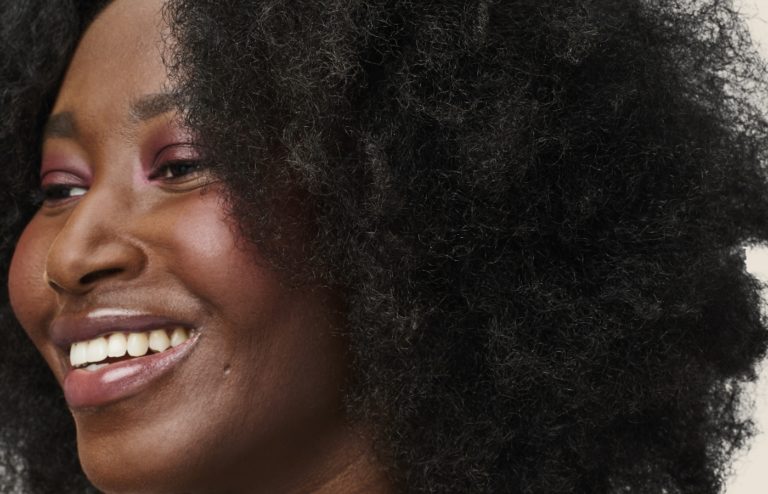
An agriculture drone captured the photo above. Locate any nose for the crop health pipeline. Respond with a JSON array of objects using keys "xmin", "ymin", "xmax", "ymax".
[{"xmin": 44, "ymin": 187, "xmax": 147, "ymax": 296}]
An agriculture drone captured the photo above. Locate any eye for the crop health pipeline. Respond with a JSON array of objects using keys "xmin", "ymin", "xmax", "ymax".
[
  {"xmin": 34, "ymin": 184, "xmax": 88, "ymax": 207},
  {"xmin": 147, "ymin": 143, "xmax": 213, "ymax": 190},
  {"xmin": 149, "ymin": 160, "xmax": 205, "ymax": 181}
]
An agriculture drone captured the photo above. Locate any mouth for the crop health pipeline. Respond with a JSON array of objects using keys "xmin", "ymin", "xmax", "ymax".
[
  {"xmin": 51, "ymin": 312, "xmax": 200, "ymax": 409},
  {"xmin": 70, "ymin": 327, "xmax": 191, "ymax": 370}
]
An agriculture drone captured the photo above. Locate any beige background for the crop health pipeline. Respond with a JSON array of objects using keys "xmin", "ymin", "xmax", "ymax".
[
  {"xmin": 729, "ymin": 3, "xmax": 768, "ymax": 493},
  {"xmin": 733, "ymin": 247, "xmax": 768, "ymax": 493}
]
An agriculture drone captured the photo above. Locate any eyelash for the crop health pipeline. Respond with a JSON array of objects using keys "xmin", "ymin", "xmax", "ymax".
[
  {"xmin": 35, "ymin": 159, "xmax": 208, "ymax": 207},
  {"xmin": 33, "ymin": 184, "xmax": 87, "ymax": 206},
  {"xmin": 147, "ymin": 159, "xmax": 205, "ymax": 181}
]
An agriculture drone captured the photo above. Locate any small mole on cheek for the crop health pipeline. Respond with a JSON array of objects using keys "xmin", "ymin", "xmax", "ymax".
[{"xmin": 223, "ymin": 364, "xmax": 231, "ymax": 377}]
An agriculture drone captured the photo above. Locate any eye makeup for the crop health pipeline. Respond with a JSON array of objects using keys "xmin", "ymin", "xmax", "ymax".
[{"xmin": 36, "ymin": 153, "xmax": 92, "ymax": 207}]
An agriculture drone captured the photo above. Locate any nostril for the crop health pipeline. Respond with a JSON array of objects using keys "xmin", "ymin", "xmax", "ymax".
[
  {"xmin": 46, "ymin": 275, "xmax": 64, "ymax": 292},
  {"xmin": 79, "ymin": 268, "xmax": 124, "ymax": 286}
]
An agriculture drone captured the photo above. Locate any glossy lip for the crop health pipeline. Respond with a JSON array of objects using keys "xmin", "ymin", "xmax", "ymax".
[
  {"xmin": 63, "ymin": 331, "xmax": 200, "ymax": 410},
  {"xmin": 50, "ymin": 309, "xmax": 192, "ymax": 347},
  {"xmin": 49, "ymin": 309, "xmax": 200, "ymax": 409}
]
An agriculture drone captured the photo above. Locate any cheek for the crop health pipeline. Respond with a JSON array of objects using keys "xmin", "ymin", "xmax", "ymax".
[
  {"xmin": 160, "ymin": 192, "xmax": 345, "ymax": 385},
  {"xmin": 159, "ymin": 193, "xmax": 283, "ymax": 326},
  {"xmin": 8, "ymin": 218, "xmax": 57, "ymax": 344},
  {"xmin": 159, "ymin": 192, "xmax": 274, "ymax": 309}
]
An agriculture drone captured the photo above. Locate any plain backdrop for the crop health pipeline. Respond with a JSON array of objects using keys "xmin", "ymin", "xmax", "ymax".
[
  {"xmin": 734, "ymin": 247, "xmax": 768, "ymax": 493},
  {"xmin": 727, "ymin": 3, "xmax": 768, "ymax": 493}
]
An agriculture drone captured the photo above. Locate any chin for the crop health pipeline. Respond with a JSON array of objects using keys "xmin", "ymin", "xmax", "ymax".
[
  {"xmin": 76, "ymin": 419, "xmax": 207, "ymax": 494},
  {"xmin": 79, "ymin": 445, "xmax": 176, "ymax": 494}
]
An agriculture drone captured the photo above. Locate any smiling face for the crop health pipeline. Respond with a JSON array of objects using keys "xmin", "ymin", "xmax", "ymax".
[{"xmin": 6, "ymin": 0, "xmax": 361, "ymax": 492}]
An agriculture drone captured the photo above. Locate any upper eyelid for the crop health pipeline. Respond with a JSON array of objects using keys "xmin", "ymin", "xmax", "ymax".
[
  {"xmin": 39, "ymin": 169, "xmax": 89, "ymax": 187},
  {"xmin": 154, "ymin": 142, "xmax": 199, "ymax": 158},
  {"xmin": 150, "ymin": 142, "xmax": 200, "ymax": 164},
  {"xmin": 39, "ymin": 148, "xmax": 91, "ymax": 181}
]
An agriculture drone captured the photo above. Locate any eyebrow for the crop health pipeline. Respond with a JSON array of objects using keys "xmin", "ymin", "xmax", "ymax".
[
  {"xmin": 129, "ymin": 92, "xmax": 178, "ymax": 122},
  {"xmin": 42, "ymin": 92, "xmax": 178, "ymax": 141},
  {"xmin": 43, "ymin": 112, "xmax": 77, "ymax": 140}
]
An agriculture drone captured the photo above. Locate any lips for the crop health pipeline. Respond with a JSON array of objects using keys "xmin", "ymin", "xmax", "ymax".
[
  {"xmin": 50, "ymin": 311, "xmax": 191, "ymax": 347},
  {"xmin": 50, "ymin": 310, "xmax": 199, "ymax": 409}
]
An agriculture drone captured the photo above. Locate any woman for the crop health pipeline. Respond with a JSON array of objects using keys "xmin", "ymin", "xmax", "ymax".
[{"xmin": 1, "ymin": 0, "xmax": 768, "ymax": 492}]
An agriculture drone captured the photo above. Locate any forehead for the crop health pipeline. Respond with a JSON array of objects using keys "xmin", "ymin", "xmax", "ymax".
[{"xmin": 52, "ymin": 0, "xmax": 169, "ymax": 125}]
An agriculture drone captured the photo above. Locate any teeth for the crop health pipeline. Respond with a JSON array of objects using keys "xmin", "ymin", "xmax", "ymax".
[
  {"xmin": 69, "ymin": 328, "xmax": 191, "ymax": 368},
  {"xmin": 126, "ymin": 332, "xmax": 149, "ymax": 357},
  {"xmin": 86, "ymin": 337, "xmax": 108, "ymax": 363},
  {"xmin": 148, "ymin": 330, "xmax": 170, "ymax": 352},
  {"xmin": 170, "ymin": 328, "xmax": 189, "ymax": 347},
  {"xmin": 70, "ymin": 342, "xmax": 88, "ymax": 367},
  {"xmin": 107, "ymin": 333, "xmax": 128, "ymax": 358}
]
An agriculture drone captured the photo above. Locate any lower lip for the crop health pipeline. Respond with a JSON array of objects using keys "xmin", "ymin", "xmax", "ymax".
[{"xmin": 62, "ymin": 334, "xmax": 199, "ymax": 409}]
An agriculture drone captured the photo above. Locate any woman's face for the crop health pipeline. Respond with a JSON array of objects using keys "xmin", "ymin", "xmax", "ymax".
[{"xmin": 7, "ymin": 0, "xmax": 353, "ymax": 492}]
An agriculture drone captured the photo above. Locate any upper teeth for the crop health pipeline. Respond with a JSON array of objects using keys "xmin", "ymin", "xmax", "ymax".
[{"xmin": 70, "ymin": 328, "xmax": 190, "ymax": 368}]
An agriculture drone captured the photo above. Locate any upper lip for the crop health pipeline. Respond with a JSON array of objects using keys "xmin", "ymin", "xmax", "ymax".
[{"xmin": 50, "ymin": 310, "xmax": 192, "ymax": 349}]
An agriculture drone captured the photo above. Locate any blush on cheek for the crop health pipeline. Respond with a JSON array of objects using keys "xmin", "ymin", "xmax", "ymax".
[{"xmin": 164, "ymin": 190, "xmax": 280, "ymax": 311}]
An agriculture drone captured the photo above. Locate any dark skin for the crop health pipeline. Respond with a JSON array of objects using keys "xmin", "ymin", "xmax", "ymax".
[{"xmin": 7, "ymin": 0, "xmax": 393, "ymax": 492}]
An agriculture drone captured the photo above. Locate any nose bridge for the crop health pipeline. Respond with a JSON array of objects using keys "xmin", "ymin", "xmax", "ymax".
[{"xmin": 45, "ymin": 185, "xmax": 146, "ymax": 294}]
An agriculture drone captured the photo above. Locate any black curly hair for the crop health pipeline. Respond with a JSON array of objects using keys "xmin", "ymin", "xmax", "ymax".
[{"xmin": 2, "ymin": 0, "xmax": 768, "ymax": 492}]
